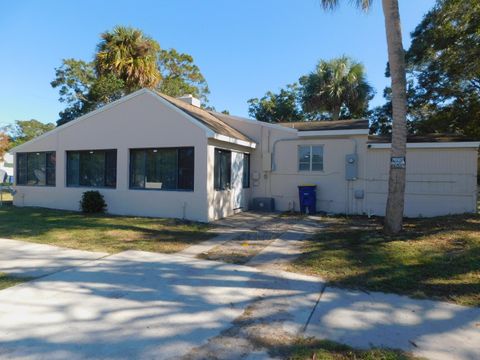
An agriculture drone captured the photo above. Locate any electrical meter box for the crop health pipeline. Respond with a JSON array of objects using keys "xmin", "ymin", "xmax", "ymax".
[{"xmin": 345, "ymin": 154, "xmax": 358, "ymax": 180}]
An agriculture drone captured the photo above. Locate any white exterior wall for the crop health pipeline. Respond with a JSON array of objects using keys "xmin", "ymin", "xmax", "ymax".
[
  {"xmin": 217, "ymin": 115, "xmax": 478, "ymax": 217},
  {"xmin": 12, "ymin": 91, "xmax": 211, "ymax": 222},
  {"xmin": 271, "ymin": 135, "xmax": 368, "ymax": 214},
  {"xmin": 215, "ymin": 115, "xmax": 370, "ymax": 214},
  {"xmin": 366, "ymin": 147, "xmax": 479, "ymax": 217}
]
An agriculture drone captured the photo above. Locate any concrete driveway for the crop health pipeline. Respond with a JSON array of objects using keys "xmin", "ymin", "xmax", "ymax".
[
  {"xmin": 0, "ymin": 244, "xmax": 322, "ymax": 360},
  {"xmin": 0, "ymin": 238, "xmax": 107, "ymax": 277},
  {"xmin": 1, "ymin": 237, "xmax": 479, "ymax": 360}
]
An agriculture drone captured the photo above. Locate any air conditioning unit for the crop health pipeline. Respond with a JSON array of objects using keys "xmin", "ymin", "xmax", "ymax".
[{"xmin": 251, "ymin": 197, "xmax": 275, "ymax": 212}]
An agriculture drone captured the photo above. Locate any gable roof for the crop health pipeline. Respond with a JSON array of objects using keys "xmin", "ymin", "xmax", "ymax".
[
  {"xmin": 10, "ymin": 89, "xmax": 255, "ymax": 153},
  {"xmin": 277, "ymin": 119, "xmax": 369, "ymax": 131},
  {"xmin": 156, "ymin": 92, "xmax": 254, "ymax": 143}
]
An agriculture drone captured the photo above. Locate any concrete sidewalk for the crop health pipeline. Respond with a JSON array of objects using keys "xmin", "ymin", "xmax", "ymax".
[
  {"xmin": 0, "ymin": 238, "xmax": 108, "ymax": 278},
  {"xmin": 305, "ymin": 286, "xmax": 480, "ymax": 360},
  {"xmin": 177, "ymin": 212, "xmax": 278, "ymax": 258}
]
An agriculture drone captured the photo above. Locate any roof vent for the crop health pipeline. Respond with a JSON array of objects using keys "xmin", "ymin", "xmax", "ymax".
[{"xmin": 177, "ymin": 94, "xmax": 201, "ymax": 108}]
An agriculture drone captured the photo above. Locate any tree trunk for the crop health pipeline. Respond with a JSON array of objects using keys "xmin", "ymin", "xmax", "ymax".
[
  {"xmin": 331, "ymin": 105, "xmax": 340, "ymax": 120},
  {"xmin": 382, "ymin": 0, "xmax": 407, "ymax": 234}
]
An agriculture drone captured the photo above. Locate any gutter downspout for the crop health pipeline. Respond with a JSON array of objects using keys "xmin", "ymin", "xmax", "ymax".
[{"xmin": 346, "ymin": 137, "xmax": 359, "ymax": 215}]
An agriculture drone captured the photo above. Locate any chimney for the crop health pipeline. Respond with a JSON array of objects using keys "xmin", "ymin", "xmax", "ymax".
[{"xmin": 177, "ymin": 94, "xmax": 201, "ymax": 108}]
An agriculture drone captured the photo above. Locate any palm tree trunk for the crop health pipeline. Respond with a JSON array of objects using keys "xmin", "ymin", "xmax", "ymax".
[
  {"xmin": 382, "ymin": 0, "xmax": 407, "ymax": 234},
  {"xmin": 332, "ymin": 105, "xmax": 340, "ymax": 120}
]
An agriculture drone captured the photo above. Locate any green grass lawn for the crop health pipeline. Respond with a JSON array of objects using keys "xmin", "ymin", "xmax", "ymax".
[
  {"xmin": 283, "ymin": 338, "xmax": 420, "ymax": 360},
  {"xmin": 0, "ymin": 273, "xmax": 29, "ymax": 290},
  {"xmin": 290, "ymin": 214, "xmax": 480, "ymax": 307},
  {"xmin": 0, "ymin": 205, "xmax": 212, "ymax": 253}
]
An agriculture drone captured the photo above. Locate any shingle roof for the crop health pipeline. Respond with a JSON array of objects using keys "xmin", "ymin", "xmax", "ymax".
[
  {"xmin": 277, "ymin": 119, "xmax": 369, "ymax": 131},
  {"xmin": 156, "ymin": 92, "xmax": 254, "ymax": 143},
  {"xmin": 368, "ymin": 134, "xmax": 478, "ymax": 143}
]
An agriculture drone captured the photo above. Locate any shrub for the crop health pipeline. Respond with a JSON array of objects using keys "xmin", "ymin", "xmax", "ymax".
[{"xmin": 80, "ymin": 191, "xmax": 107, "ymax": 213}]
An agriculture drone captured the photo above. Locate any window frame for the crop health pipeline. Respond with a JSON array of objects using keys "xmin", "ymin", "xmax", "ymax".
[
  {"xmin": 298, "ymin": 145, "xmax": 324, "ymax": 172},
  {"xmin": 214, "ymin": 148, "xmax": 232, "ymax": 191},
  {"xmin": 242, "ymin": 153, "xmax": 250, "ymax": 189},
  {"xmin": 66, "ymin": 149, "xmax": 117, "ymax": 189},
  {"xmin": 129, "ymin": 147, "xmax": 195, "ymax": 192},
  {"xmin": 16, "ymin": 151, "xmax": 56, "ymax": 187}
]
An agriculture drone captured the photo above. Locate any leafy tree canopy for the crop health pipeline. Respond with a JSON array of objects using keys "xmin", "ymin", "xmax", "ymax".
[
  {"xmin": 248, "ymin": 84, "xmax": 304, "ymax": 123},
  {"xmin": 158, "ymin": 49, "xmax": 209, "ymax": 104},
  {"xmin": 52, "ymin": 26, "xmax": 209, "ymax": 126},
  {"xmin": 3, "ymin": 120, "xmax": 55, "ymax": 148},
  {"xmin": 371, "ymin": 0, "xmax": 480, "ymax": 139},
  {"xmin": 248, "ymin": 57, "xmax": 373, "ymax": 123}
]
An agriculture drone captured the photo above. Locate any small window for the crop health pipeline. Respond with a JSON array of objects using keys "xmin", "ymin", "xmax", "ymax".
[
  {"xmin": 129, "ymin": 147, "xmax": 194, "ymax": 191},
  {"xmin": 242, "ymin": 153, "xmax": 250, "ymax": 188},
  {"xmin": 298, "ymin": 145, "xmax": 323, "ymax": 171},
  {"xmin": 16, "ymin": 152, "xmax": 56, "ymax": 186},
  {"xmin": 214, "ymin": 148, "xmax": 231, "ymax": 191},
  {"xmin": 67, "ymin": 149, "xmax": 117, "ymax": 188}
]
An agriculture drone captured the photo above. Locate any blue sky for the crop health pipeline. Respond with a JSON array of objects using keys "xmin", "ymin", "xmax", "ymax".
[{"xmin": 0, "ymin": 0, "xmax": 436, "ymax": 127}]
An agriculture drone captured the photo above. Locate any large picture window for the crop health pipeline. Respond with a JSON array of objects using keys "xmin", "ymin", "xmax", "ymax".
[
  {"xmin": 214, "ymin": 148, "xmax": 231, "ymax": 191},
  {"xmin": 16, "ymin": 152, "xmax": 56, "ymax": 186},
  {"xmin": 67, "ymin": 149, "xmax": 117, "ymax": 188},
  {"xmin": 298, "ymin": 145, "xmax": 324, "ymax": 171},
  {"xmin": 130, "ymin": 147, "xmax": 194, "ymax": 191}
]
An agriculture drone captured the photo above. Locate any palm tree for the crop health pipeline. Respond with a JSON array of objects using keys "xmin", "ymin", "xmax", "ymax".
[
  {"xmin": 320, "ymin": 0, "xmax": 407, "ymax": 234},
  {"xmin": 300, "ymin": 56, "xmax": 373, "ymax": 120},
  {"xmin": 95, "ymin": 26, "xmax": 161, "ymax": 92}
]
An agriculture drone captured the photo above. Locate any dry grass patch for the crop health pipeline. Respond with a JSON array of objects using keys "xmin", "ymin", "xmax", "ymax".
[
  {"xmin": 283, "ymin": 338, "xmax": 421, "ymax": 360},
  {"xmin": 198, "ymin": 229, "xmax": 281, "ymax": 264},
  {"xmin": 0, "ymin": 205, "xmax": 212, "ymax": 254},
  {"xmin": 289, "ymin": 214, "xmax": 480, "ymax": 307}
]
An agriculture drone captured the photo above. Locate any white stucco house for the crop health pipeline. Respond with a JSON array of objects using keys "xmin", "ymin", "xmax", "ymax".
[{"xmin": 10, "ymin": 89, "xmax": 479, "ymax": 222}]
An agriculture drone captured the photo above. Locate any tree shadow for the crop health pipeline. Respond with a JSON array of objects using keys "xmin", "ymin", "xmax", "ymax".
[
  {"xmin": 0, "ymin": 251, "xmax": 322, "ymax": 359},
  {"xmin": 295, "ymin": 214, "xmax": 480, "ymax": 306}
]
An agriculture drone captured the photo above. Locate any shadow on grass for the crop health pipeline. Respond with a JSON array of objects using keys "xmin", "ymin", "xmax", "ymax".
[
  {"xmin": 0, "ymin": 273, "xmax": 32, "ymax": 290},
  {"xmin": 0, "ymin": 205, "xmax": 212, "ymax": 253},
  {"xmin": 292, "ymin": 214, "xmax": 480, "ymax": 306},
  {"xmin": 268, "ymin": 337, "xmax": 418, "ymax": 360}
]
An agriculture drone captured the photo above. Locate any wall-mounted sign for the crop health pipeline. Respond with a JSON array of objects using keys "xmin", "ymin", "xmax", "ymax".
[{"xmin": 391, "ymin": 156, "xmax": 406, "ymax": 169}]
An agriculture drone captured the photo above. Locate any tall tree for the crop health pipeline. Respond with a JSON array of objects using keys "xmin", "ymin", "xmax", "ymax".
[
  {"xmin": 52, "ymin": 26, "xmax": 210, "ymax": 126},
  {"xmin": 248, "ymin": 84, "xmax": 305, "ymax": 123},
  {"xmin": 5, "ymin": 120, "xmax": 55, "ymax": 148},
  {"xmin": 95, "ymin": 26, "xmax": 161, "ymax": 92},
  {"xmin": 51, "ymin": 59, "xmax": 125, "ymax": 126},
  {"xmin": 158, "ymin": 49, "xmax": 210, "ymax": 104},
  {"xmin": 320, "ymin": 0, "xmax": 408, "ymax": 234},
  {"xmin": 407, "ymin": 0, "xmax": 480, "ymax": 138},
  {"xmin": 300, "ymin": 56, "xmax": 373, "ymax": 120}
]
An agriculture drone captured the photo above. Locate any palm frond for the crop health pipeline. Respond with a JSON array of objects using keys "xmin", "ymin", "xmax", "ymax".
[{"xmin": 320, "ymin": 0, "xmax": 372, "ymax": 11}]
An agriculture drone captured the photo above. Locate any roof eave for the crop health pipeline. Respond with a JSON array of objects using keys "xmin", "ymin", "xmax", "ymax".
[
  {"xmin": 212, "ymin": 133, "xmax": 257, "ymax": 149},
  {"xmin": 368, "ymin": 141, "xmax": 480, "ymax": 149},
  {"xmin": 297, "ymin": 129, "xmax": 369, "ymax": 137}
]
